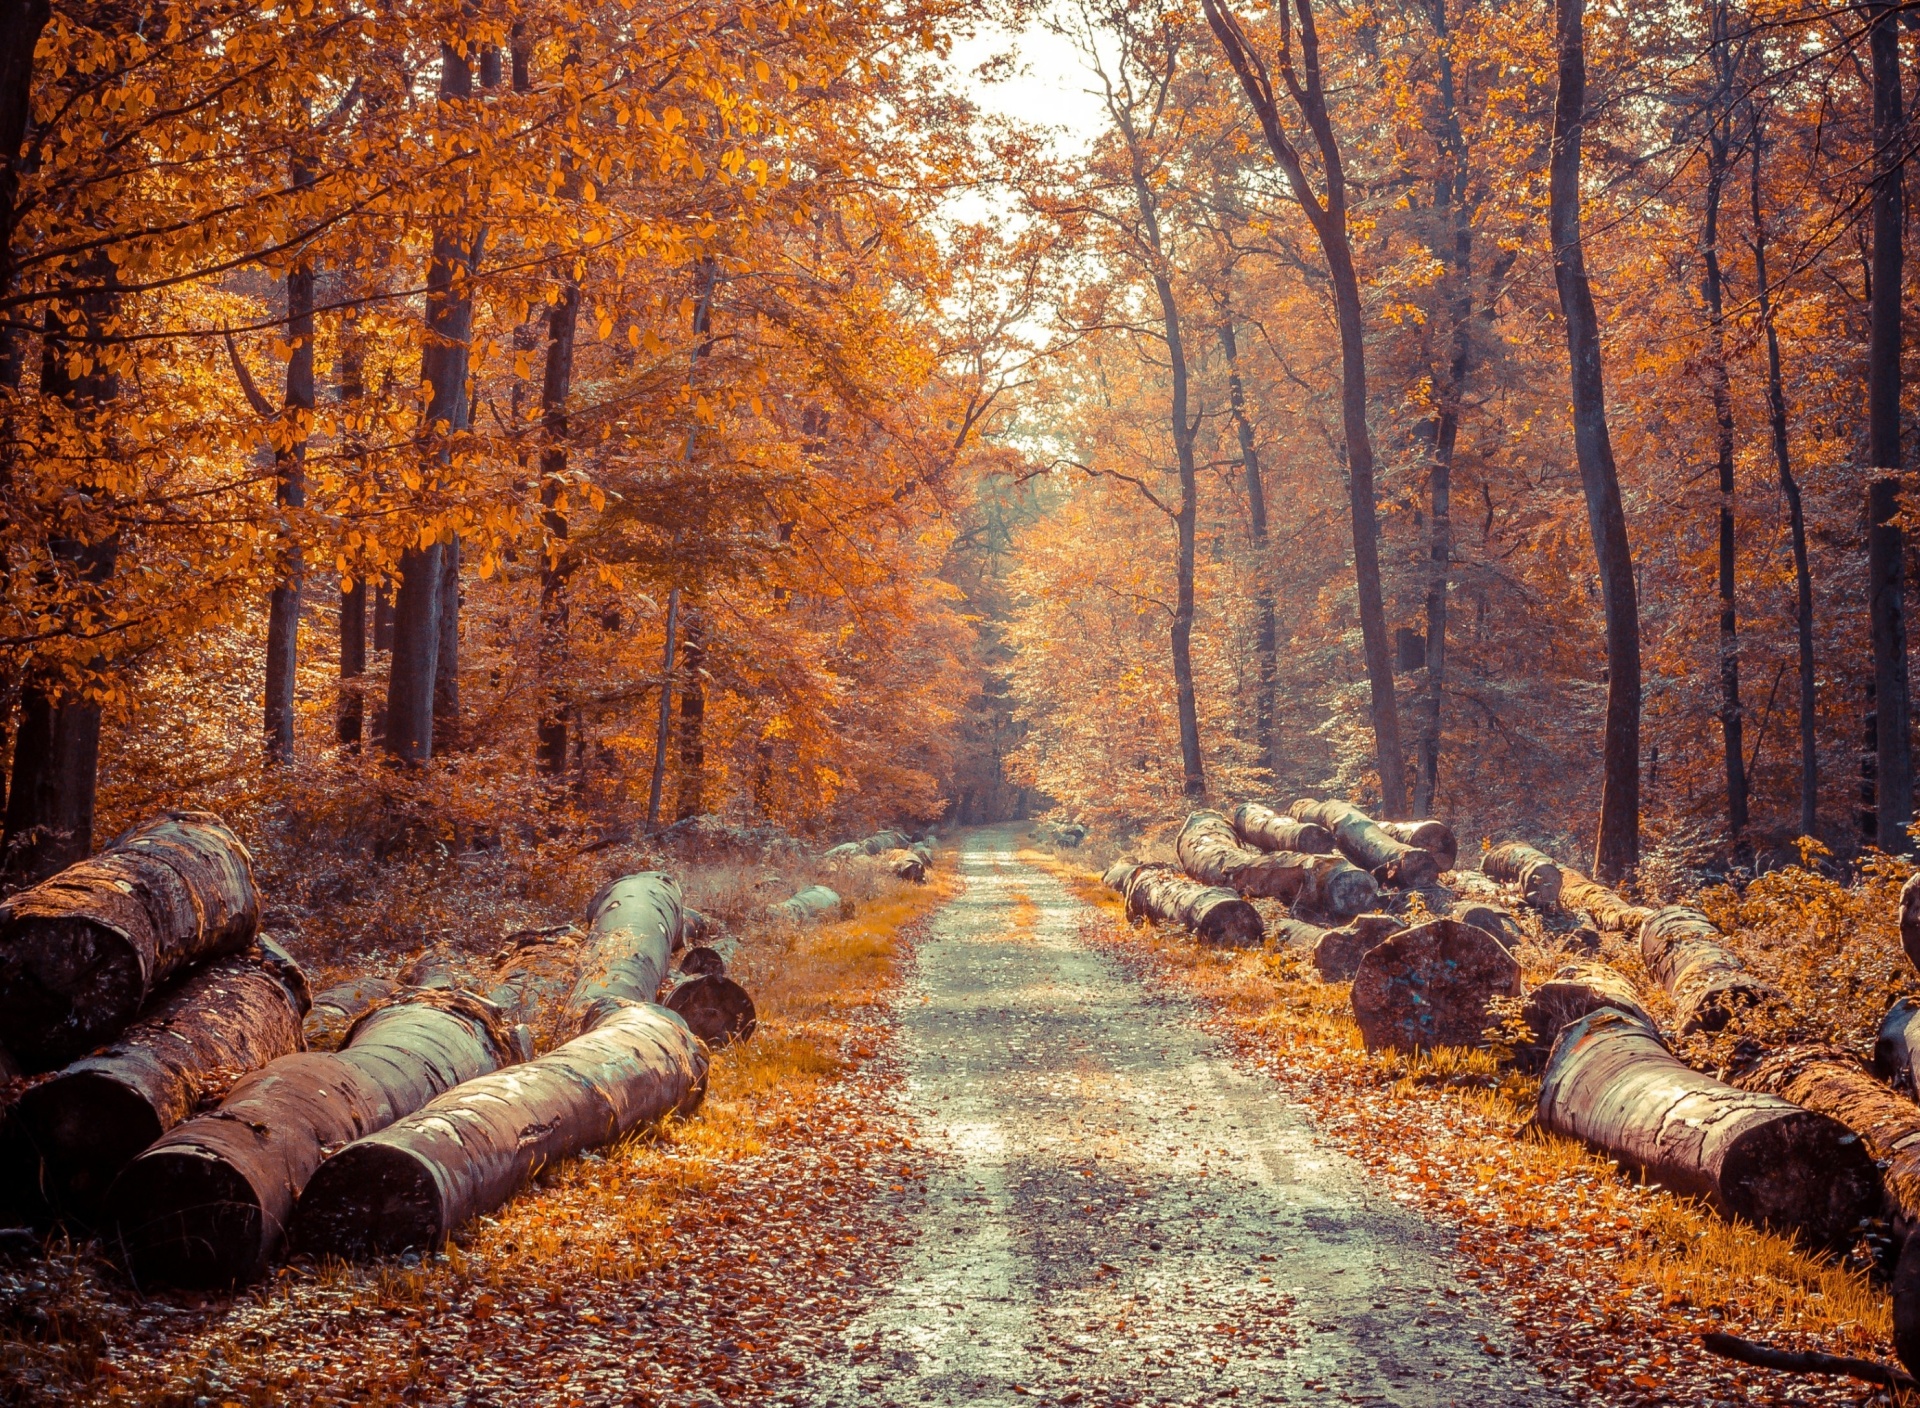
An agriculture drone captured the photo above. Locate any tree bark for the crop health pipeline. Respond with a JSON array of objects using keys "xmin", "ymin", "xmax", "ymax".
[
  {"xmin": 1549, "ymin": 0, "xmax": 1641, "ymax": 879},
  {"xmin": 567, "ymin": 872, "xmax": 685, "ymax": 1032},
  {"xmin": 1377, "ymin": 819, "xmax": 1457, "ymax": 872},
  {"xmin": 111, "ymin": 988, "xmax": 516, "ymax": 1288},
  {"xmin": 1451, "ymin": 900, "xmax": 1525, "ymax": 946},
  {"xmin": 534, "ymin": 280, "xmax": 580, "ymax": 776},
  {"xmin": 674, "ymin": 610, "xmax": 708, "ymax": 821},
  {"xmin": 1177, "ymin": 809, "xmax": 1376, "ymax": 911},
  {"xmin": 1120, "ymin": 862, "xmax": 1264, "ymax": 947},
  {"xmin": 645, "ymin": 588, "xmax": 680, "ymax": 825},
  {"xmin": 1899, "ymin": 873, "xmax": 1920, "ymax": 975},
  {"xmin": 1229, "ymin": 801, "xmax": 1334, "ymax": 855},
  {"xmin": 1515, "ymin": 960, "xmax": 1651, "ymax": 1072},
  {"xmin": 1875, "ymin": 997, "xmax": 1920, "ymax": 1099},
  {"xmin": 1220, "ymin": 317, "xmax": 1276, "ymax": 772},
  {"xmin": 0, "ymin": 812, "xmax": 259, "ymax": 1071},
  {"xmin": 1739, "ymin": 1045, "xmax": 1920, "ymax": 1231},
  {"xmin": 433, "ymin": 535, "xmax": 460, "ymax": 743},
  {"xmin": 1350, "ymin": 917, "xmax": 1521, "ymax": 1051},
  {"xmin": 768, "ymin": 884, "xmax": 844, "ymax": 925},
  {"xmin": 303, "ymin": 974, "xmax": 396, "ymax": 1051},
  {"xmin": 1289, "ymin": 798, "xmax": 1441, "ymax": 887},
  {"xmin": 290, "ymin": 1001, "xmax": 707, "ymax": 1259},
  {"xmin": 0, "ymin": 938, "xmax": 307, "ymax": 1225},
  {"xmin": 1559, "ymin": 866, "xmax": 1651, "ymax": 933},
  {"xmin": 1481, "ymin": 841, "xmax": 1564, "ymax": 908},
  {"xmin": 1537, "ymin": 1007, "xmax": 1878, "ymax": 1248},
  {"xmin": 1640, "ymin": 905, "xmax": 1779, "ymax": 1035},
  {"xmin": 264, "ymin": 163, "xmax": 316, "ymax": 767}
]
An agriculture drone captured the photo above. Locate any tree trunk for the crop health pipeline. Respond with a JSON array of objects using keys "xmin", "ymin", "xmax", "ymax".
[
  {"xmin": 337, "ymin": 581, "xmax": 366, "ymax": 749},
  {"xmin": 1550, "ymin": 0, "xmax": 1641, "ymax": 880},
  {"xmin": 1288, "ymin": 798, "xmax": 1442, "ymax": 888},
  {"xmin": 0, "ymin": 0, "xmax": 49, "ymax": 391},
  {"xmin": 433, "ymin": 535, "xmax": 460, "ymax": 743},
  {"xmin": 1177, "ymin": 809, "xmax": 1377, "ymax": 911},
  {"xmin": 303, "ymin": 975, "xmax": 396, "ymax": 1051},
  {"xmin": 1875, "ymin": 997, "xmax": 1920, "ymax": 1098},
  {"xmin": 290, "ymin": 1002, "xmax": 706, "ymax": 1259},
  {"xmin": 674, "ymin": 610, "xmax": 708, "ymax": 821},
  {"xmin": 646, "ymin": 588, "xmax": 680, "ymax": 826},
  {"xmin": 1349, "ymin": 917, "xmax": 1521, "ymax": 1051},
  {"xmin": 0, "ymin": 938, "xmax": 307, "ymax": 1225},
  {"xmin": 264, "ymin": 169, "xmax": 316, "ymax": 767},
  {"xmin": 1481, "ymin": 841, "xmax": 1565, "ymax": 908},
  {"xmin": 1220, "ymin": 318, "xmax": 1275, "ymax": 773},
  {"xmin": 1740, "ymin": 1045, "xmax": 1920, "ymax": 1231},
  {"xmin": 535, "ymin": 279, "xmax": 580, "ymax": 776},
  {"xmin": 111, "ymin": 989, "xmax": 516, "ymax": 1288},
  {"xmin": 1751, "ymin": 119, "xmax": 1818, "ymax": 838},
  {"xmin": 1377, "ymin": 819, "xmax": 1458, "ymax": 872},
  {"xmin": 1559, "ymin": 866, "xmax": 1651, "ymax": 933},
  {"xmin": 1515, "ymin": 961, "xmax": 1651, "ymax": 1072},
  {"xmin": 1119, "ymin": 862, "xmax": 1264, "ymax": 947},
  {"xmin": 567, "ymin": 872, "xmax": 685, "ymax": 1032},
  {"xmin": 1229, "ymin": 801, "xmax": 1334, "ymax": 855},
  {"xmin": 0, "ymin": 812, "xmax": 259, "ymax": 1071},
  {"xmin": 1307, "ymin": 913, "xmax": 1405, "ymax": 982},
  {"xmin": 1537, "ymin": 1007, "xmax": 1878, "ymax": 1248},
  {"xmin": 1640, "ymin": 904, "xmax": 1780, "ymax": 1035}
]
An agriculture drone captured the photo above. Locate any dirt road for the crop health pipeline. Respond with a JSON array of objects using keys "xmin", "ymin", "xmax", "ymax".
[{"xmin": 814, "ymin": 826, "xmax": 1564, "ymax": 1407}]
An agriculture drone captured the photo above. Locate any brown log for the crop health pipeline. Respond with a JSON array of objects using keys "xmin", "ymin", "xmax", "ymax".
[
  {"xmin": 768, "ymin": 884, "xmax": 845, "ymax": 925},
  {"xmin": 1877, "ymin": 998, "xmax": 1920, "ymax": 1099},
  {"xmin": 1227, "ymin": 802, "xmax": 1334, "ymax": 856},
  {"xmin": 880, "ymin": 848, "xmax": 927, "ymax": 883},
  {"xmin": 1451, "ymin": 900, "xmax": 1525, "ymax": 946},
  {"xmin": 1378, "ymin": 819, "xmax": 1458, "ymax": 872},
  {"xmin": 678, "ymin": 946, "xmax": 726, "ymax": 978},
  {"xmin": 1901, "ymin": 872, "xmax": 1920, "ymax": 975},
  {"xmin": 1311, "ymin": 914, "xmax": 1406, "ymax": 982},
  {"xmin": 1176, "ymin": 811, "xmax": 1376, "ymax": 913},
  {"xmin": 0, "ymin": 811, "xmax": 260, "ymax": 1071},
  {"xmin": 1273, "ymin": 916, "xmax": 1329, "ymax": 951},
  {"xmin": 400, "ymin": 946, "xmax": 468, "ymax": 990},
  {"xmin": 664, "ymin": 973, "xmax": 756, "ymax": 1049},
  {"xmin": 1537, "ymin": 1007, "xmax": 1878, "ymax": 1247},
  {"xmin": 1121, "ymin": 863, "xmax": 1264, "ymax": 947},
  {"xmin": 109, "ymin": 988, "xmax": 516, "ymax": 1288},
  {"xmin": 1739, "ymin": 1045, "xmax": 1920, "ymax": 1231},
  {"xmin": 1288, "ymin": 798, "xmax": 1441, "ymax": 888},
  {"xmin": 1102, "ymin": 861, "xmax": 1138, "ymax": 895},
  {"xmin": 304, "ymin": 976, "xmax": 398, "ymax": 1051},
  {"xmin": 1560, "ymin": 866, "xmax": 1652, "ymax": 933},
  {"xmin": 1349, "ymin": 918, "xmax": 1521, "ymax": 1051},
  {"xmin": 290, "ymin": 1001, "xmax": 707, "ymax": 1258},
  {"xmin": 1640, "ymin": 905, "xmax": 1780, "ymax": 1035},
  {"xmin": 1480, "ymin": 842, "xmax": 1564, "ymax": 908},
  {"xmin": 681, "ymin": 907, "xmax": 720, "ymax": 945},
  {"xmin": 567, "ymin": 872, "xmax": 684, "ymax": 1033},
  {"xmin": 1701, "ymin": 1331, "xmax": 1916, "ymax": 1394},
  {"xmin": 481, "ymin": 928, "xmax": 585, "ymax": 1040},
  {"xmin": 0, "ymin": 938, "xmax": 309, "ymax": 1226},
  {"xmin": 1515, "ymin": 961, "xmax": 1652, "ymax": 1073}
]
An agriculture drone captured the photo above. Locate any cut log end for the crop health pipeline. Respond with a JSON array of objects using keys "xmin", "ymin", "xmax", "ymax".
[
  {"xmin": 1350, "ymin": 919, "xmax": 1521, "ymax": 1052},
  {"xmin": 290, "ymin": 1141, "xmax": 439, "ymax": 1260},
  {"xmin": 117, "ymin": 1151, "xmax": 265, "ymax": 1291},
  {"xmin": 665, "ymin": 975, "xmax": 757, "ymax": 1049},
  {"xmin": 1719, "ymin": 1114, "xmax": 1879, "ymax": 1246},
  {"xmin": 10, "ymin": 1073, "xmax": 166, "ymax": 1222},
  {"xmin": 1311, "ymin": 915, "xmax": 1406, "ymax": 983},
  {"xmin": 678, "ymin": 946, "xmax": 726, "ymax": 978}
]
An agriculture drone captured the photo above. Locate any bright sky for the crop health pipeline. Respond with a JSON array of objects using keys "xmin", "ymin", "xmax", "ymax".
[{"xmin": 945, "ymin": 12, "xmax": 1110, "ymax": 160}]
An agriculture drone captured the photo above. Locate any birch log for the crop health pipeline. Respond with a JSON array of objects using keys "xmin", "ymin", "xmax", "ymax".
[
  {"xmin": 1480, "ymin": 842, "xmax": 1564, "ymax": 909},
  {"xmin": 1349, "ymin": 918, "xmax": 1522, "ymax": 1051},
  {"xmin": 768, "ymin": 885, "xmax": 845, "ymax": 925},
  {"xmin": 1738, "ymin": 1045, "xmax": 1920, "ymax": 1231},
  {"xmin": 0, "ymin": 812, "xmax": 259, "ymax": 1071},
  {"xmin": 1537, "ymin": 1008, "xmax": 1878, "ymax": 1247},
  {"xmin": 1228, "ymin": 802, "xmax": 1334, "ymax": 857},
  {"xmin": 1121, "ymin": 863, "xmax": 1265, "ymax": 947},
  {"xmin": 1640, "ymin": 906, "xmax": 1780, "ymax": 1035},
  {"xmin": 304, "ymin": 976, "xmax": 398, "ymax": 1051},
  {"xmin": 1288, "ymin": 799, "xmax": 1442, "ymax": 889},
  {"xmin": 1176, "ymin": 811, "xmax": 1375, "ymax": 912},
  {"xmin": 566, "ymin": 872, "xmax": 684, "ymax": 1033},
  {"xmin": 1378, "ymin": 820, "xmax": 1459, "ymax": 872},
  {"xmin": 1515, "ymin": 962, "xmax": 1653, "ymax": 1072},
  {"xmin": 1560, "ymin": 868, "xmax": 1653, "ymax": 934}
]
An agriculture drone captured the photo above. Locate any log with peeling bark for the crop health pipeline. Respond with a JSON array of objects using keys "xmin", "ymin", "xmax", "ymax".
[
  {"xmin": 1176, "ymin": 811, "xmax": 1375, "ymax": 914},
  {"xmin": 1121, "ymin": 863, "xmax": 1264, "ymax": 948},
  {"xmin": 1311, "ymin": 915, "xmax": 1407, "ymax": 983},
  {"xmin": 1228, "ymin": 802, "xmax": 1334, "ymax": 857},
  {"xmin": 1537, "ymin": 1007, "xmax": 1878, "ymax": 1247},
  {"xmin": 1479, "ymin": 842, "xmax": 1563, "ymax": 909},
  {"xmin": 291, "ymin": 1001, "xmax": 707, "ymax": 1258},
  {"xmin": 1640, "ymin": 906, "xmax": 1780, "ymax": 1035},
  {"xmin": 304, "ymin": 976, "xmax": 398, "ymax": 1051},
  {"xmin": 0, "ymin": 812, "xmax": 260, "ymax": 1072},
  {"xmin": 1560, "ymin": 867, "xmax": 1652, "ymax": 934},
  {"xmin": 1876, "ymin": 999, "xmax": 1920, "ymax": 1100},
  {"xmin": 1288, "ymin": 799, "xmax": 1441, "ymax": 889},
  {"xmin": 1349, "ymin": 918, "xmax": 1522, "ymax": 1051},
  {"xmin": 482, "ymin": 931, "xmax": 582, "ymax": 1029},
  {"xmin": 768, "ymin": 884, "xmax": 845, "ymax": 925},
  {"xmin": 1738, "ymin": 1045, "xmax": 1920, "ymax": 1231},
  {"xmin": 567, "ymin": 872, "xmax": 684, "ymax": 1033},
  {"xmin": 1378, "ymin": 820, "xmax": 1458, "ymax": 873},
  {"xmin": 0, "ymin": 938, "xmax": 309, "ymax": 1227},
  {"xmin": 110, "ymin": 988, "xmax": 517, "ymax": 1288},
  {"xmin": 1515, "ymin": 962, "xmax": 1653, "ymax": 1073},
  {"xmin": 1902, "ymin": 874, "xmax": 1920, "ymax": 975}
]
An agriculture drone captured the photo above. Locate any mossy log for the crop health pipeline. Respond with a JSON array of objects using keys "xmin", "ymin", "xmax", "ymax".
[
  {"xmin": 0, "ymin": 938, "xmax": 308, "ymax": 1227},
  {"xmin": 304, "ymin": 976, "xmax": 398, "ymax": 1051},
  {"xmin": 1227, "ymin": 802, "xmax": 1334, "ymax": 857},
  {"xmin": 1739, "ymin": 1045, "xmax": 1920, "ymax": 1232},
  {"xmin": 1378, "ymin": 820, "xmax": 1459, "ymax": 872},
  {"xmin": 1560, "ymin": 867, "xmax": 1652, "ymax": 934},
  {"xmin": 290, "ymin": 1002, "xmax": 707, "ymax": 1258},
  {"xmin": 0, "ymin": 812, "xmax": 260, "ymax": 1072},
  {"xmin": 1515, "ymin": 962, "xmax": 1652, "ymax": 1073},
  {"xmin": 1537, "ymin": 1007, "xmax": 1878, "ymax": 1248},
  {"xmin": 1121, "ymin": 863, "xmax": 1264, "ymax": 948},
  {"xmin": 1640, "ymin": 906, "xmax": 1780, "ymax": 1035},
  {"xmin": 768, "ymin": 885, "xmax": 845, "ymax": 925},
  {"xmin": 566, "ymin": 873, "xmax": 684, "ymax": 1033},
  {"xmin": 1349, "ymin": 918, "xmax": 1521, "ymax": 1051},
  {"xmin": 1288, "ymin": 799, "xmax": 1442, "ymax": 889},
  {"xmin": 1311, "ymin": 914, "xmax": 1407, "ymax": 983},
  {"xmin": 1176, "ymin": 811, "xmax": 1375, "ymax": 913},
  {"xmin": 110, "ymin": 989, "xmax": 516, "ymax": 1288},
  {"xmin": 1480, "ymin": 842, "xmax": 1564, "ymax": 909}
]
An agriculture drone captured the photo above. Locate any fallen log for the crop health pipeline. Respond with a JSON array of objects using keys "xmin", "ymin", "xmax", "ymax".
[
  {"xmin": 1350, "ymin": 918, "xmax": 1521, "ymax": 1051},
  {"xmin": 483, "ymin": 931, "xmax": 583, "ymax": 1028},
  {"xmin": 110, "ymin": 988, "xmax": 516, "ymax": 1288},
  {"xmin": 1101, "ymin": 861, "xmax": 1138, "ymax": 895},
  {"xmin": 0, "ymin": 811, "xmax": 259, "ymax": 1072},
  {"xmin": 1176, "ymin": 811, "xmax": 1375, "ymax": 913},
  {"xmin": 1480, "ymin": 842, "xmax": 1563, "ymax": 909},
  {"xmin": 1227, "ymin": 802, "xmax": 1334, "ymax": 857},
  {"xmin": 1738, "ymin": 1045, "xmax": 1920, "ymax": 1231},
  {"xmin": 567, "ymin": 873, "xmax": 684, "ymax": 1033},
  {"xmin": 0, "ymin": 938, "xmax": 309, "ymax": 1226},
  {"xmin": 291, "ymin": 1001, "xmax": 707, "ymax": 1258},
  {"xmin": 1536, "ymin": 1007, "xmax": 1878, "ymax": 1247},
  {"xmin": 1515, "ymin": 962, "xmax": 1653, "ymax": 1073},
  {"xmin": 681, "ymin": 908, "xmax": 719, "ymax": 946},
  {"xmin": 768, "ymin": 884, "xmax": 845, "ymax": 925},
  {"xmin": 1560, "ymin": 867, "xmax": 1652, "ymax": 934},
  {"xmin": 664, "ymin": 973, "xmax": 757, "ymax": 1049},
  {"xmin": 400, "ymin": 946, "xmax": 467, "ymax": 990},
  {"xmin": 1451, "ymin": 901, "xmax": 1525, "ymax": 946},
  {"xmin": 1903, "ymin": 873, "xmax": 1920, "ymax": 975},
  {"xmin": 1288, "ymin": 799, "xmax": 1441, "ymax": 889},
  {"xmin": 1122, "ymin": 863, "xmax": 1264, "ymax": 948},
  {"xmin": 880, "ymin": 848, "xmax": 927, "ymax": 883},
  {"xmin": 1701, "ymin": 1331, "xmax": 1916, "ymax": 1395},
  {"xmin": 1640, "ymin": 906, "xmax": 1780, "ymax": 1035},
  {"xmin": 1311, "ymin": 914, "xmax": 1406, "ymax": 983},
  {"xmin": 304, "ymin": 976, "xmax": 398, "ymax": 1051},
  {"xmin": 1875, "ymin": 998, "xmax": 1920, "ymax": 1100},
  {"xmin": 678, "ymin": 946, "xmax": 727, "ymax": 978},
  {"xmin": 1378, "ymin": 820, "xmax": 1459, "ymax": 873}
]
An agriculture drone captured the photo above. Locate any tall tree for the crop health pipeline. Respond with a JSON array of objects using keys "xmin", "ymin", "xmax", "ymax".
[
  {"xmin": 1548, "ymin": 0, "xmax": 1640, "ymax": 879},
  {"xmin": 264, "ymin": 161, "xmax": 317, "ymax": 765},
  {"xmin": 1218, "ymin": 313, "xmax": 1274, "ymax": 775}
]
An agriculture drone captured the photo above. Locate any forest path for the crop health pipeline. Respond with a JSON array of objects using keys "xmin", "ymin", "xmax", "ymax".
[{"xmin": 813, "ymin": 825, "xmax": 1565, "ymax": 1407}]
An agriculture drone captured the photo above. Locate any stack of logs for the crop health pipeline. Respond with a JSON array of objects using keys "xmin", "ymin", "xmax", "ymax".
[{"xmin": 0, "ymin": 810, "xmax": 776, "ymax": 1289}]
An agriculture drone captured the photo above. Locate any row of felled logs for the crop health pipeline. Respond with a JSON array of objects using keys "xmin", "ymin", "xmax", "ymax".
[
  {"xmin": 1480, "ymin": 842, "xmax": 1563, "ymax": 909},
  {"xmin": 1639, "ymin": 906, "xmax": 1781, "ymax": 1035},
  {"xmin": 1176, "ymin": 811, "xmax": 1377, "ymax": 916},
  {"xmin": 1104, "ymin": 861, "xmax": 1264, "ymax": 948},
  {"xmin": 1287, "ymin": 799, "xmax": 1444, "ymax": 889}
]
